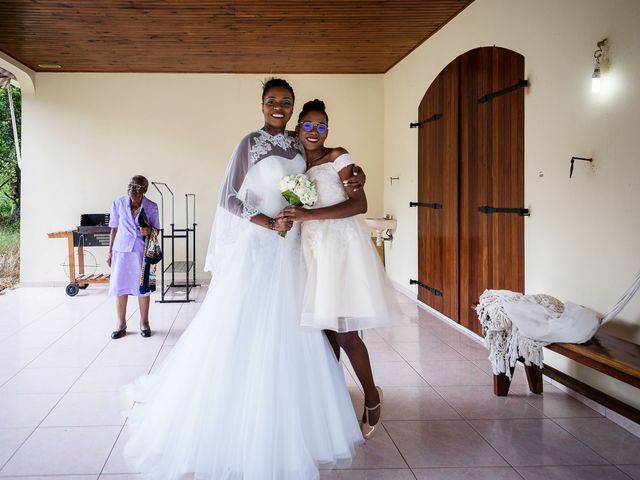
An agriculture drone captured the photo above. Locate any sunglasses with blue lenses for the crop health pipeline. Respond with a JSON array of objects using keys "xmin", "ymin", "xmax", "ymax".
[{"xmin": 298, "ymin": 121, "xmax": 328, "ymax": 134}]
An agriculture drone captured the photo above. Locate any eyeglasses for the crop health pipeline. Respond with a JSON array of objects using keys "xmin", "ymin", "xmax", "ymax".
[
  {"xmin": 128, "ymin": 184, "xmax": 144, "ymax": 192},
  {"xmin": 298, "ymin": 121, "xmax": 328, "ymax": 134}
]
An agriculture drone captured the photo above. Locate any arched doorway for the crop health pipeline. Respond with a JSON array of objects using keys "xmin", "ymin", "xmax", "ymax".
[{"xmin": 415, "ymin": 46, "xmax": 526, "ymax": 335}]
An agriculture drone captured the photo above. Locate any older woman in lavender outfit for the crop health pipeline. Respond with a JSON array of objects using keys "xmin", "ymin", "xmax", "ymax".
[{"xmin": 107, "ymin": 175, "xmax": 160, "ymax": 339}]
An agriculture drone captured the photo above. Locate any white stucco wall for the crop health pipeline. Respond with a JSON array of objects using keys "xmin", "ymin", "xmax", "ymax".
[
  {"xmin": 383, "ymin": 0, "xmax": 640, "ymax": 408},
  {"xmin": 16, "ymin": 73, "xmax": 383, "ymax": 283}
]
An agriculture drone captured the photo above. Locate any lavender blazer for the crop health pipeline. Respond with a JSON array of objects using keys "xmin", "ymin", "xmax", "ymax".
[{"xmin": 109, "ymin": 195, "xmax": 160, "ymax": 253}]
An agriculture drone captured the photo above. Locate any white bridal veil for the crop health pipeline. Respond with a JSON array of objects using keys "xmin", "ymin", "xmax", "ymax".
[{"xmin": 204, "ymin": 129, "xmax": 302, "ymax": 275}]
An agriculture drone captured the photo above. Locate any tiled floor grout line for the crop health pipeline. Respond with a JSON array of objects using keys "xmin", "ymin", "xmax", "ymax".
[
  {"xmin": 3, "ymin": 287, "xmax": 638, "ymax": 478},
  {"xmin": 0, "ymin": 294, "xmax": 182, "ymax": 475},
  {"xmin": 546, "ymin": 416, "xmax": 617, "ymax": 465},
  {"xmin": 397, "ymin": 291, "xmax": 640, "ymax": 427},
  {"xmin": 385, "ymin": 305, "xmax": 636, "ymax": 473},
  {"xmin": 378, "ymin": 423, "xmax": 417, "ymax": 478},
  {"xmin": 144, "ymin": 303, "xmax": 185, "ymax": 375},
  {"xmin": 97, "ymin": 302, "xmax": 185, "ymax": 476},
  {"xmin": 350, "ymin": 293, "xmax": 638, "ymax": 476},
  {"xmin": 460, "ymin": 419, "xmax": 531, "ymax": 478},
  {"xmin": 612, "ymin": 465, "xmax": 637, "ymax": 480},
  {"xmin": 467, "ymin": 416, "xmax": 615, "ymax": 469},
  {"xmin": 0, "ymin": 294, "xmax": 120, "ymax": 473},
  {"xmin": 0, "ymin": 340, "xmax": 113, "ymax": 474},
  {"xmin": 412, "ymin": 465, "xmax": 527, "ymax": 480},
  {"xmin": 376, "ymin": 323, "xmax": 526, "ymax": 476},
  {"xmin": 1, "ymin": 289, "xmax": 112, "ymax": 337},
  {"xmin": 0, "ymin": 295, "xmax": 115, "ymax": 389},
  {"xmin": 391, "ymin": 345, "xmax": 525, "ymax": 473},
  {"xmin": 383, "ymin": 311, "xmax": 535, "ymax": 479},
  {"xmin": 0, "ymin": 475, "xmax": 100, "ymax": 478},
  {"xmin": 98, "ymin": 423, "xmax": 128, "ymax": 477},
  {"xmin": 0, "ymin": 297, "xmax": 77, "ymax": 340}
]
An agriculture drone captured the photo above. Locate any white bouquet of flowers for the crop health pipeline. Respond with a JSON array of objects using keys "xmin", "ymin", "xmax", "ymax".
[{"xmin": 277, "ymin": 173, "xmax": 318, "ymax": 237}]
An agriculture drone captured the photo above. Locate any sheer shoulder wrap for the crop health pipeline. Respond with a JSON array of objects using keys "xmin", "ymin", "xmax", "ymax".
[{"xmin": 204, "ymin": 130, "xmax": 303, "ymax": 274}]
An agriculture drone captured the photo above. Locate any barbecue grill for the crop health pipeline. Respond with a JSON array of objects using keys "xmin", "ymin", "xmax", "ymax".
[{"xmin": 47, "ymin": 214, "xmax": 111, "ymax": 296}]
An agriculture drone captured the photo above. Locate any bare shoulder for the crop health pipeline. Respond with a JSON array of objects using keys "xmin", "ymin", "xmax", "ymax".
[{"xmin": 327, "ymin": 146, "xmax": 349, "ymax": 161}]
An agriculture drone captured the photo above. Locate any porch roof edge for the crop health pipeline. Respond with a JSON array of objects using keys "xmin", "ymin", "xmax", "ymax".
[{"xmin": 0, "ymin": 51, "xmax": 35, "ymax": 93}]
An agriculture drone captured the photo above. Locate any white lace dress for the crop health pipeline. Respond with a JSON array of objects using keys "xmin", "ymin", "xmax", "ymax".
[
  {"xmin": 123, "ymin": 130, "xmax": 362, "ymax": 480},
  {"xmin": 301, "ymin": 153, "xmax": 398, "ymax": 332}
]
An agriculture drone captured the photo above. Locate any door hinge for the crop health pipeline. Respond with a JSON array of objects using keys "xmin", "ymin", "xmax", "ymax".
[
  {"xmin": 410, "ymin": 279, "xmax": 443, "ymax": 297},
  {"xmin": 478, "ymin": 206, "xmax": 530, "ymax": 216}
]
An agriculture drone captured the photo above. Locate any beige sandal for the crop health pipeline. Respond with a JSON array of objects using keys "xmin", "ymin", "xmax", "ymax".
[{"xmin": 361, "ymin": 386, "xmax": 384, "ymax": 439}]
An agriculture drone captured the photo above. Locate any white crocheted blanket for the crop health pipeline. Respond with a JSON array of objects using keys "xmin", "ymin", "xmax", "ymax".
[
  {"xmin": 476, "ymin": 290, "xmax": 600, "ymax": 379},
  {"xmin": 476, "ymin": 290, "xmax": 564, "ymax": 378}
]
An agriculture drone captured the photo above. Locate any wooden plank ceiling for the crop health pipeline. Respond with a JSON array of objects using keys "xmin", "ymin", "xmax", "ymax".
[{"xmin": 0, "ymin": 0, "xmax": 473, "ymax": 74}]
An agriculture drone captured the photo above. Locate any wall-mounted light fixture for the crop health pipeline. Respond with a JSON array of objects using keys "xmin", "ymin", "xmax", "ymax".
[{"xmin": 592, "ymin": 38, "xmax": 608, "ymax": 93}]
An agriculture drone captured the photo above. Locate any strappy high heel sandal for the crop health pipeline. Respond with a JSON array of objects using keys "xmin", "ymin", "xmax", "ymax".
[{"xmin": 361, "ymin": 386, "xmax": 384, "ymax": 439}]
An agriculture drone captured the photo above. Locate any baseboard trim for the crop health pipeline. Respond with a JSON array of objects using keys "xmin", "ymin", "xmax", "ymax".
[
  {"xmin": 417, "ymin": 299, "xmax": 485, "ymax": 346},
  {"xmin": 390, "ymin": 280, "xmax": 417, "ymax": 301},
  {"xmin": 20, "ymin": 281, "xmax": 80, "ymax": 288},
  {"xmin": 543, "ymin": 364, "xmax": 640, "ymax": 431},
  {"xmin": 390, "ymin": 283, "xmax": 640, "ymax": 436},
  {"xmin": 19, "ymin": 279, "xmax": 212, "ymax": 289}
]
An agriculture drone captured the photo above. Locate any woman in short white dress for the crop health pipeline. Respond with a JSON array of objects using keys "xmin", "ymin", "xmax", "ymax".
[{"xmin": 280, "ymin": 99, "xmax": 399, "ymax": 439}]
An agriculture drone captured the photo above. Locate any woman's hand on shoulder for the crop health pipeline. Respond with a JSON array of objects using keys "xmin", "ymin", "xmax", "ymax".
[
  {"xmin": 345, "ymin": 165, "xmax": 366, "ymax": 191},
  {"xmin": 328, "ymin": 147, "xmax": 366, "ymax": 190},
  {"xmin": 278, "ymin": 206, "xmax": 313, "ymax": 223},
  {"xmin": 336, "ymin": 148, "xmax": 365, "ymax": 191}
]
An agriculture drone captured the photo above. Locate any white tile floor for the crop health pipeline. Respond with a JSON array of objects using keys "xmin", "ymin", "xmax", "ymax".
[{"xmin": 1, "ymin": 285, "xmax": 639, "ymax": 480}]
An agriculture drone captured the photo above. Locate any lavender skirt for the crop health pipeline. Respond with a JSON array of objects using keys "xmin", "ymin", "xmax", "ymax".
[{"xmin": 109, "ymin": 249, "xmax": 149, "ymax": 297}]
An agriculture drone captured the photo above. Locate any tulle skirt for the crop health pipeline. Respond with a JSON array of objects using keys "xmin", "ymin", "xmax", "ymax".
[
  {"xmin": 123, "ymin": 223, "xmax": 363, "ymax": 480},
  {"xmin": 301, "ymin": 217, "xmax": 399, "ymax": 332}
]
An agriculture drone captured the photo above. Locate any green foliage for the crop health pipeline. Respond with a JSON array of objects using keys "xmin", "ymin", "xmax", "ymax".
[
  {"xmin": 0, "ymin": 222, "xmax": 19, "ymax": 292},
  {"xmin": 0, "ymin": 85, "xmax": 21, "ymax": 224},
  {"xmin": 0, "ymin": 222, "xmax": 19, "ymax": 247},
  {"xmin": 281, "ymin": 190, "xmax": 302, "ymax": 206}
]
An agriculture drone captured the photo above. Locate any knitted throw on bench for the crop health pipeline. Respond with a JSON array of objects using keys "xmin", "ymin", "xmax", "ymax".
[{"xmin": 476, "ymin": 290, "xmax": 600, "ymax": 379}]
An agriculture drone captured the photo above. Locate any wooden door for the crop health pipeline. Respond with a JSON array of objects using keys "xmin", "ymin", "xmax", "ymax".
[
  {"xmin": 417, "ymin": 60, "xmax": 459, "ymax": 321},
  {"xmin": 417, "ymin": 46, "xmax": 525, "ymax": 335},
  {"xmin": 458, "ymin": 47, "xmax": 525, "ymax": 334}
]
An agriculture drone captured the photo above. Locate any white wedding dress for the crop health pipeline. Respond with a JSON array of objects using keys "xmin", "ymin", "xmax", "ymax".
[{"xmin": 124, "ymin": 130, "xmax": 362, "ymax": 480}]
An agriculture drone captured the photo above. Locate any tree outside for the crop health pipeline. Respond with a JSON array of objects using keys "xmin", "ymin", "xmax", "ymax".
[{"xmin": 0, "ymin": 85, "xmax": 21, "ymax": 292}]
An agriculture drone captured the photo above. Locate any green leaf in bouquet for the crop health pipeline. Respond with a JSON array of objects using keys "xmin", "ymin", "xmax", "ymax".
[{"xmin": 282, "ymin": 191, "xmax": 302, "ymax": 206}]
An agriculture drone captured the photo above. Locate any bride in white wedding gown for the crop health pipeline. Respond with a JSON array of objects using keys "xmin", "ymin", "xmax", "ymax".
[{"xmin": 123, "ymin": 79, "xmax": 363, "ymax": 479}]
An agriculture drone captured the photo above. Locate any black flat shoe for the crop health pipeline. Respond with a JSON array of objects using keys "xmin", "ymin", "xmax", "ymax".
[
  {"xmin": 111, "ymin": 328, "xmax": 127, "ymax": 339},
  {"xmin": 140, "ymin": 329, "xmax": 152, "ymax": 338}
]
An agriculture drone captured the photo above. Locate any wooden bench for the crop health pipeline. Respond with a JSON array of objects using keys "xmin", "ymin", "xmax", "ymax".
[{"xmin": 493, "ymin": 332, "xmax": 640, "ymax": 400}]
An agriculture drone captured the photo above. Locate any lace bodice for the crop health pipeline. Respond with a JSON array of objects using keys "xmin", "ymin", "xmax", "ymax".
[
  {"xmin": 306, "ymin": 154, "xmax": 354, "ymax": 209},
  {"xmin": 219, "ymin": 129, "xmax": 304, "ymax": 218},
  {"xmin": 205, "ymin": 130, "xmax": 304, "ymax": 273}
]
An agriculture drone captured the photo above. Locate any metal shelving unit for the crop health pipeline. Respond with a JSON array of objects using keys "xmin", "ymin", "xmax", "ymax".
[{"xmin": 152, "ymin": 183, "xmax": 199, "ymax": 303}]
